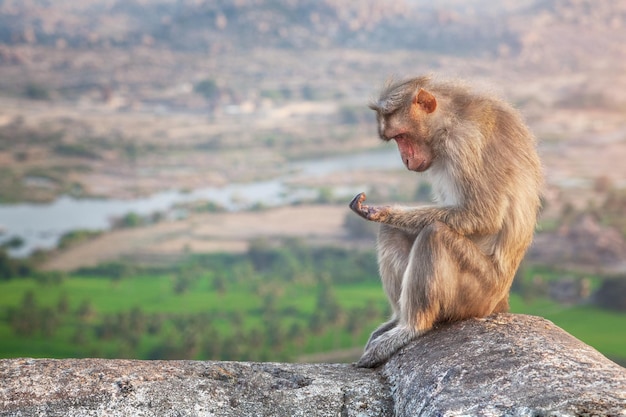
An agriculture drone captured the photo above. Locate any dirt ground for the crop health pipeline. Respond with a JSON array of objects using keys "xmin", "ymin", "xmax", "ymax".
[{"xmin": 42, "ymin": 205, "xmax": 355, "ymax": 271}]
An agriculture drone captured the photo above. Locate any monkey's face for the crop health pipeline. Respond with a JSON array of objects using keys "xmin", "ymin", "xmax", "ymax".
[
  {"xmin": 374, "ymin": 87, "xmax": 438, "ymax": 173},
  {"xmin": 378, "ymin": 115, "xmax": 434, "ymax": 173}
]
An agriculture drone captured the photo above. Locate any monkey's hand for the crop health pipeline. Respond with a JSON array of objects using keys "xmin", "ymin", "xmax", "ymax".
[{"xmin": 349, "ymin": 192, "xmax": 390, "ymax": 222}]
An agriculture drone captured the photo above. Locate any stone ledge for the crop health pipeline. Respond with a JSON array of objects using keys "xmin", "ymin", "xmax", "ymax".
[
  {"xmin": 0, "ymin": 359, "xmax": 391, "ymax": 417},
  {"xmin": 383, "ymin": 314, "xmax": 626, "ymax": 416},
  {"xmin": 1, "ymin": 314, "xmax": 625, "ymax": 417}
]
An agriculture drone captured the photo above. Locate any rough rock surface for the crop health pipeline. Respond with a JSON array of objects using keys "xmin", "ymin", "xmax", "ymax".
[
  {"xmin": 0, "ymin": 360, "xmax": 391, "ymax": 417},
  {"xmin": 1, "ymin": 314, "xmax": 625, "ymax": 417},
  {"xmin": 383, "ymin": 314, "xmax": 626, "ymax": 417}
]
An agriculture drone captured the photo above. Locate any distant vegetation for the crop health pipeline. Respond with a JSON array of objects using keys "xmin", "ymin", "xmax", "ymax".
[
  {"xmin": 338, "ymin": 105, "xmax": 373, "ymax": 125},
  {"xmin": 597, "ymin": 188, "xmax": 626, "ymax": 238},
  {"xmin": 594, "ymin": 278, "xmax": 626, "ymax": 312},
  {"xmin": 57, "ymin": 230, "xmax": 103, "ymax": 251},
  {"xmin": 23, "ymin": 84, "xmax": 51, "ymax": 100},
  {"xmin": 0, "ymin": 241, "xmax": 624, "ymax": 365},
  {"xmin": 0, "ymin": 241, "xmax": 386, "ymax": 362},
  {"xmin": 0, "ymin": 0, "xmax": 519, "ymax": 53},
  {"xmin": 0, "ymin": 0, "xmax": 624, "ymax": 367},
  {"xmin": 194, "ymin": 79, "xmax": 219, "ymax": 100}
]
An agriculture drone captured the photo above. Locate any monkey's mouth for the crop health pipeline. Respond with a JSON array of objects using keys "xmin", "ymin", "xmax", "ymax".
[
  {"xmin": 416, "ymin": 160, "xmax": 430, "ymax": 172},
  {"xmin": 408, "ymin": 158, "xmax": 431, "ymax": 172}
]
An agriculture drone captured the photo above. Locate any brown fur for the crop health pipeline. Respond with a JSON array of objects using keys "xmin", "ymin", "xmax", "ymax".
[{"xmin": 350, "ymin": 76, "xmax": 543, "ymax": 368}]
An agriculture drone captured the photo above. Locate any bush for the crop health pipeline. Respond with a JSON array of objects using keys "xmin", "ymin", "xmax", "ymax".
[
  {"xmin": 0, "ymin": 249, "xmax": 34, "ymax": 280},
  {"xmin": 194, "ymin": 79, "xmax": 219, "ymax": 100},
  {"xmin": 54, "ymin": 143, "xmax": 100, "ymax": 159},
  {"xmin": 343, "ymin": 212, "xmax": 378, "ymax": 240},
  {"xmin": 594, "ymin": 277, "xmax": 626, "ymax": 311},
  {"xmin": 58, "ymin": 230, "xmax": 101, "ymax": 250},
  {"xmin": 338, "ymin": 105, "xmax": 371, "ymax": 125},
  {"xmin": 1, "ymin": 236, "xmax": 24, "ymax": 249},
  {"xmin": 24, "ymin": 84, "xmax": 50, "ymax": 100},
  {"xmin": 115, "ymin": 212, "xmax": 145, "ymax": 228}
]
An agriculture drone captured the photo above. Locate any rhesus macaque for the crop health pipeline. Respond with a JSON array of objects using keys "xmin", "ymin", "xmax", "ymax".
[{"xmin": 349, "ymin": 76, "xmax": 542, "ymax": 368}]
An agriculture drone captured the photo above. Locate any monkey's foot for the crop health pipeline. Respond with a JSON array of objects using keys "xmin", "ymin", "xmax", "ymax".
[
  {"xmin": 356, "ymin": 326, "xmax": 418, "ymax": 368},
  {"xmin": 364, "ymin": 318, "xmax": 398, "ymax": 351}
]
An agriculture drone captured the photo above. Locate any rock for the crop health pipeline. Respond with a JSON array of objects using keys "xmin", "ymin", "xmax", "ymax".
[
  {"xmin": 1, "ymin": 314, "xmax": 624, "ymax": 417},
  {"xmin": 0, "ymin": 360, "xmax": 391, "ymax": 417},
  {"xmin": 383, "ymin": 314, "xmax": 626, "ymax": 417}
]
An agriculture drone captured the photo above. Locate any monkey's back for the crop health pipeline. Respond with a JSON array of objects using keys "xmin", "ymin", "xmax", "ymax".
[{"xmin": 431, "ymin": 82, "xmax": 543, "ymax": 279}]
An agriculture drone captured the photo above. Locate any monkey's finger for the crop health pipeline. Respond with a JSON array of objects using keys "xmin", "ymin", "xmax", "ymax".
[
  {"xmin": 349, "ymin": 196, "xmax": 370, "ymax": 219},
  {"xmin": 349, "ymin": 192, "xmax": 367, "ymax": 210}
]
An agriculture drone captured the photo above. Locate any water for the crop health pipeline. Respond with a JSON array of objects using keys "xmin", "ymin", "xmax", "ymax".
[{"xmin": 0, "ymin": 148, "xmax": 400, "ymax": 256}]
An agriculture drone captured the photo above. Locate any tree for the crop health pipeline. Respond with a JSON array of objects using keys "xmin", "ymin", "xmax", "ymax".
[
  {"xmin": 301, "ymin": 84, "xmax": 316, "ymax": 100},
  {"xmin": 343, "ymin": 212, "xmax": 378, "ymax": 239},
  {"xmin": 57, "ymin": 293, "xmax": 69, "ymax": 314},
  {"xmin": 24, "ymin": 84, "xmax": 50, "ymax": 100},
  {"xmin": 120, "ymin": 212, "xmax": 143, "ymax": 228},
  {"xmin": 308, "ymin": 312, "xmax": 325, "ymax": 336},
  {"xmin": 40, "ymin": 307, "xmax": 59, "ymax": 338},
  {"xmin": 1, "ymin": 236, "xmax": 24, "ymax": 249},
  {"xmin": 266, "ymin": 321, "xmax": 285, "ymax": 351},
  {"xmin": 7, "ymin": 291, "xmax": 39, "ymax": 336},
  {"xmin": 594, "ymin": 277, "xmax": 626, "ymax": 311},
  {"xmin": 194, "ymin": 79, "xmax": 219, "ymax": 100},
  {"xmin": 76, "ymin": 299, "xmax": 96, "ymax": 322},
  {"xmin": 213, "ymin": 275, "xmax": 226, "ymax": 295},
  {"xmin": 316, "ymin": 275, "xmax": 343, "ymax": 324},
  {"xmin": 173, "ymin": 273, "xmax": 192, "ymax": 294},
  {"xmin": 287, "ymin": 322, "xmax": 306, "ymax": 348},
  {"xmin": 0, "ymin": 249, "xmax": 32, "ymax": 280}
]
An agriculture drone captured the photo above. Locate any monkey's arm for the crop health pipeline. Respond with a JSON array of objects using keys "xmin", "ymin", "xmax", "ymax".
[{"xmin": 349, "ymin": 192, "xmax": 502, "ymax": 236}]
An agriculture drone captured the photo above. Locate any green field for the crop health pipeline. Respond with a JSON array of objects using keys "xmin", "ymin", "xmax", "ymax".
[
  {"xmin": 0, "ymin": 275, "xmax": 385, "ymax": 361},
  {"xmin": 0, "ymin": 243, "xmax": 388, "ymax": 362},
  {"xmin": 0, "ymin": 243, "xmax": 624, "ymax": 365}
]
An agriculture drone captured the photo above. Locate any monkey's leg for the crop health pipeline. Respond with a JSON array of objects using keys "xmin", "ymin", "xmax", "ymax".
[
  {"xmin": 377, "ymin": 224, "xmax": 416, "ymax": 316},
  {"xmin": 358, "ymin": 221, "xmax": 501, "ymax": 368},
  {"xmin": 363, "ymin": 224, "xmax": 416, "ymax": 350},
  {"xmin": 492, "ymin": 295, "xmax": 510, "ymax": 313}
]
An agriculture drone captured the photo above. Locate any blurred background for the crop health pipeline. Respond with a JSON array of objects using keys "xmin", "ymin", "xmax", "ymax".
[{"xmin": 0, "ymin": 0, "xmax": 624, "ymax": 365}]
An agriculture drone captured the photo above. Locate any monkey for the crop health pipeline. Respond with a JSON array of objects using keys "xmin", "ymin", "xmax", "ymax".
[{"xmin": 349, "ymin": 76, "xmax": 542, "ymax": 368}]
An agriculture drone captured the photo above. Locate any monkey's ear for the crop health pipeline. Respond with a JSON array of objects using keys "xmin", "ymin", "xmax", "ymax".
[{"xmin": 413, "ymin": 88, "xmax": 437, "ymax": 114}]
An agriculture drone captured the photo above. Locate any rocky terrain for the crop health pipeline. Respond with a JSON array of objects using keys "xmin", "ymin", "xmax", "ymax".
[{"xmin": 0, "ymin": 0, "xmax": 625, "ymax": 272}]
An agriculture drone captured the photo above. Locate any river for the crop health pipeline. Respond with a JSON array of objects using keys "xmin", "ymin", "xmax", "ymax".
[{"xmin": 0, "ymin": 148, "xmax": 400, "ymax": 257}]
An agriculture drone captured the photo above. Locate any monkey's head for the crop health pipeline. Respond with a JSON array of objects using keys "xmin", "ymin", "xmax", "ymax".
[{"xmin": 370, "ymin": 85, "xmax": 438, "ymax": 173}]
